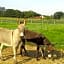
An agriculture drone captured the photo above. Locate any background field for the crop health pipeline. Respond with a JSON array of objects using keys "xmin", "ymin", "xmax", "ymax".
[
  {"xmin": 0, "ymin": 17, "xmax": 64, "ymax": 64},
  {"xmin": 0, "ymin": 17, "xmax": 64, "ymax": 49}
]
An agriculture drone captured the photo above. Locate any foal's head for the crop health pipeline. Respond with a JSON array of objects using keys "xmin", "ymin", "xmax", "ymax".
[{"xmin": 43, "ymin": 37, "xmax": 54, "ymax": 51}]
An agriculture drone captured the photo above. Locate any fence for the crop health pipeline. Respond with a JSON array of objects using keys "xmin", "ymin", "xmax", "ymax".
[{"xmin": 0, "ymin": 18, "xmax": 64, "ymax": 49}]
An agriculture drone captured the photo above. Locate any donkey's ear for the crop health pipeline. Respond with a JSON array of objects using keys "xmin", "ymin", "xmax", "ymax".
[
  {"xmin": 17, "ymin": 18, "xmax": 20, "ymax": 24},
  {"xmin": 23, "ymin": 19, "xmax": 26, "ymax": 25},
  {"xmin": 19, "ymin": 21, "xmax": 22, "ymax": 24},
  {"xmin": 17, "ymin": 18, "xmax": 26, "ymax": 25},
  {"xmin": 19, "ymin": 19, "xmax": 26, "ymax": 25}
]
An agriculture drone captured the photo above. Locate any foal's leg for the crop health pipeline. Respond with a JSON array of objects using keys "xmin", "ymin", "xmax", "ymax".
[
  {"xmin": 36, "ymin": 45, "xmax": 40, "ymax": 60},
  {"xmin": 20, "ymin": 37, "xmax": 27, "ymax": 56},
  {"xmin": 0, "ymin": 44, "xmax": 3, "ymax": 60},
  {"xmin": 20, "ymin": 42, "xmax": 27, "ymax": 56},
  {"xmin": 41, "ymin": 48, "xmax": 46, "ymax": 59}
]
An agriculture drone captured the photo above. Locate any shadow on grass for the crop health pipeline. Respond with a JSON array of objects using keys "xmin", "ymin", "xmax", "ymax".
[
  {"xmin": 2, "ymin": 49, "xmax": 64, "ymax": 63},
  {"xmin": 20, "ymin": 50, "xmax": 64, "ymax": 59},
  {"xmin": 17, "ymin": 57, "xmax": 33, "ymax": 64},
  {"xmin": 18, "ymin": 49, "xmax": 64, "ymax": 64}
]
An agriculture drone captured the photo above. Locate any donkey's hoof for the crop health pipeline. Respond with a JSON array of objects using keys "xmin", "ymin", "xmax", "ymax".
[
  {"xmin": 43, "ymin": 57, "xmax": 46, "ymax": 59},
  {"xmin": 14, "ymin": 60, "xmax": 18, "ymax": 64},
  {"xmin": 36, "ymin": 58, "xmax": 40, "ymax": 61},
  {"xmin": 0, "ymin": 57, "xmax": 4, "ymax": 61},
  {"xmin": 25, "ymin": 52, "xmax": 28, "ymax": 56}
]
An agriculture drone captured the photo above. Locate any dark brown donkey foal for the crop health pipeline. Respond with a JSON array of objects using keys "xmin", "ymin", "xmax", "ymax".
[{"xmin": 20, "ymin": 29, "xmax": 54, "ymax": 60}]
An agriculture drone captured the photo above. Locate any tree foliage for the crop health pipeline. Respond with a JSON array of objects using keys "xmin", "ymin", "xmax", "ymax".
[
  {"xmin": 0, "ymin": 8, "xmax": 41, "ymax": 18},
  {"xmin": 4, "ymin": 9, "xmax": 17, "ymax": 17},
  {"xmin": 53, "ymin": 11, "xmax": 64, "ymax": 19}
]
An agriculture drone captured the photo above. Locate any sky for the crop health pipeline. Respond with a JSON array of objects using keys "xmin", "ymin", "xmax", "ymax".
[{"xmin": 0, "ymin": 0, "xmax": 64, "ymax": 15}]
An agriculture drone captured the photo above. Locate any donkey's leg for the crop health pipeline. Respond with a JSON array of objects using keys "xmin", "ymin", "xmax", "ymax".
[
  {"xmin": 23, "ymin": 45, "xmax": 27, "ymax": 55},
  {"xmin": 36, "ymin": 45, "xmax": 40, "ymax": 60},
  {"xmin": 40, "ymin": 47, "xmax": 43, "ymax": 57},
  {"xmin": 41, "ymin": 48, "xmax": 46, "ymax": 59},
  {"xmin": 13, "ymin": 46, "xmax": 17, "ymax": 64},
  {"xmin": 20, "ymin": 37, "xmax": 24, "ymax": 55},
  {"xmin": 0, "ymin": 44, "xmax": 3, "ymax": 60},
  {"xmin": 22, "ymin": 40, "xmax": 27, "ymax": 55},
  {"xmin": 20, "ymin": 43, "xmax": 27, "ymax": 56},
  {"xmin": 20, "ymin": 38, "xmax": 27, "ymax": 56}
]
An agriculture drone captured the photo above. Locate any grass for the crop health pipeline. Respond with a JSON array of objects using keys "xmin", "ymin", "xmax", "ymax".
[
  {"xmin": 26, "ymin": 23, "xmax": 64, "ymax": 49},
  {"xmin": 0, "ymin": 18, "xmax": 64, "ymax": 49}
]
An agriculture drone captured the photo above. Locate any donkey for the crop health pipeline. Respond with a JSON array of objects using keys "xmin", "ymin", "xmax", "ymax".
[
  {"xmin": 20, "ymin": 29, "xmax": 54, "ymax": 60},
  {"xmin": 0, "ymin": 20, "xmax": 25, "ymax": 63}
]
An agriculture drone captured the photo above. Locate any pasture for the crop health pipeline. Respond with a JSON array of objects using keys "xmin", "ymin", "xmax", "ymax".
[
  {"xmin": 0, "ymin": 17, "xmax": 64, "ymax": 64},
  {"xmin": 0, "ymin": 17, "xmax": 64, "ymax": 49}
]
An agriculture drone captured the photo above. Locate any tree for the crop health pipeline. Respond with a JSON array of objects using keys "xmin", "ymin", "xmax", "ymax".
[
  {"xmin": 0, "ymin": 7, "xmax": 5, "ymax": 11},
  {"xmin": 0, "ymin": 8, "xmax": 41, "ymax": 18},
  {"xmin": 0, "ymin": 7, "xmax": 5, "ymax": 17},
  {"xmin": 4, "ymin": 9, "xmax": 17, "ymax": 17},
  {"xmin": 0, "ymin": 11, "xmax": 3, "ymax": 16},
  {"xmin": 15, "ymin": 10, "xmax": 24, "ymax": 18},
  {"xmin": 53, "ymin": 11, "xmax": 64, "ymax": 19},
  {"xmin": 23, "ymin": 11, "xmax": 41, "ymax": 18}
]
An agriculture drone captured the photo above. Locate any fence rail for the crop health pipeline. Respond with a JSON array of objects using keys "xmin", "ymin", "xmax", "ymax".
[{"xmin": 0, "ymin": 18, "xmax": 64, "ymax": 49}]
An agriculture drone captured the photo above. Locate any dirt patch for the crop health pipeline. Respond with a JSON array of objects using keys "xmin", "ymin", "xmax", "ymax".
[{"xmin": 0, "ymin": 45, "xmax": 64, "ymax": 64}]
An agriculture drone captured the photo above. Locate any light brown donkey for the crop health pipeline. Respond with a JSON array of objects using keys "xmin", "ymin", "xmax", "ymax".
[{"xmin": 0, "ymin": 20, "xmax": 25, "ymax": 63}]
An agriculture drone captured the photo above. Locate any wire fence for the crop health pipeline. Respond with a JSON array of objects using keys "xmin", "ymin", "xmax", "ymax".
[
  {"xmin": 0, "ymin": 18, "xmax": 64, "ymax": 33},
  {"xmin": 0, "ymin": 18, "xmax": 64, "ymax": 31},
  {"xmin": 0, "ymin": 18, "xmax": 64, "ymax": 49}
]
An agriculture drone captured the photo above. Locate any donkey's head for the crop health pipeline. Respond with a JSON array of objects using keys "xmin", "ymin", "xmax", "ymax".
[
  {"xmin": 43, "ymin": 37, "xmax": 54, "ymax": 51},
  {"xmin": 18, "ymin": 19, "xmax": 25, "ymax": 32}
]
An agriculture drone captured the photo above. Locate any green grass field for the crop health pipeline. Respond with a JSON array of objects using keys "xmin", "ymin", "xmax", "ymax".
[
  {"xmin": 0, "ymin": 17, "xmax": 64, "ymax": 49},
  {"xmin": 26, "ymin": 23, "xmax": 64, "ymax": 49}
]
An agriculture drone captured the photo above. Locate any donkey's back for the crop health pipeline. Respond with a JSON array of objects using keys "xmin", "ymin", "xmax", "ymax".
[{"xmin": 0, "ymin": 28, "xmax": 13, "ymax": 45}]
